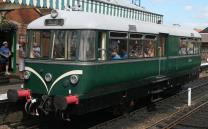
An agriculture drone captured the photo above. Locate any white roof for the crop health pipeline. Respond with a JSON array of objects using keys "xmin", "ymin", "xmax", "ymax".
[{"xmin": 28, "ymin": 10, "xmax": 201, "ymax": 38}]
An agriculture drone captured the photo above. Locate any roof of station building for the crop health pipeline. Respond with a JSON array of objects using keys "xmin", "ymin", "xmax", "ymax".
[
  {"xmin": 200, "ymin": 27, "xmax": 208, "ymax": 33},
  {"xmin": 98, "ymin": 0, "xmax": 145, "ymax": 10}
]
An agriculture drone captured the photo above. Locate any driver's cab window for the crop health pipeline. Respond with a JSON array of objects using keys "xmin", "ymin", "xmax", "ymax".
[
  {"xmin": 30, "ymin": 31, "xmax": 50, "ymax": 59},
  {"xmin": 52, "ymin": 30, "xmax": 67, "ymax": 59}
]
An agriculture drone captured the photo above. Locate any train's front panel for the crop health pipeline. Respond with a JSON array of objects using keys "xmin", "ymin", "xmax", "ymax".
[{"xmin": 24, "ymin": 62, "xmax": 83, "ymax": 96}]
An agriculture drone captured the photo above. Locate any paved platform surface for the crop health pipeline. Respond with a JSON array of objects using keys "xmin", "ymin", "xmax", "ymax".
[{"xmin": 0, "ymin": 74, "xmax": 23, "ymax": 101}]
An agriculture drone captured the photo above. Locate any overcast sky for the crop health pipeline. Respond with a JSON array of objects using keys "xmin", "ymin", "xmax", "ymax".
[{"xmin": 138, "ymin": 0, "xmax": 208, "ymax": 29}]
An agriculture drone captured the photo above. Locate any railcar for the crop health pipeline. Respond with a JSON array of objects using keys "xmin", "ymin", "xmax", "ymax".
[{"xmin": 7, "ymin": 9, "xmax": 201, "ymax": 120}]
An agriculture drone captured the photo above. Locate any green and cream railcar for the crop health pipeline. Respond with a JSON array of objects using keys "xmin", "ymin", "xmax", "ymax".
[{"xmin": 7, "ymin": 10, "xmax": 201, "ymax": 118}]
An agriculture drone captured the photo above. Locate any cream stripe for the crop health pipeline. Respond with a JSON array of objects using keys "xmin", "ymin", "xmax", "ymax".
[
  {"xmin": 48, "ymin": 70, "xmax": 83, "ymax": 95},
  {"xmin": 25, "ymin": 67, "xmax": 48, "ymax": 92}
]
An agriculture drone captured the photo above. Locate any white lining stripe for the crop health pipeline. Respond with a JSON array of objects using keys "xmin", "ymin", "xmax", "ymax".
[
  {"xmin": 25, "ymin": 67, "xmax": 49, "ymax": 92},
  {"xmin": 48, "ymin": 70, "xmax": 83, "ymax": 94},
  {"xmin": 25, "ymin": 67, "xmax": 83, "ymax": 95}
]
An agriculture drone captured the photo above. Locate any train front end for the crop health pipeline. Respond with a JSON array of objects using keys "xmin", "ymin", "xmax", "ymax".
[{"xmin": 7, "ymin": 10, "xmax": 95, "ymax": 119}]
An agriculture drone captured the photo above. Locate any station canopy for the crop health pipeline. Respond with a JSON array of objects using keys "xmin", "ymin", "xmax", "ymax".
[{"xmin": 1, "ymin": 0, "xmax": 163, "ymax": 23}]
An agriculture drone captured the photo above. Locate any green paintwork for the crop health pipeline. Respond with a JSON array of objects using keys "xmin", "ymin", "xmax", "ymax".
[
  {"xmin": 24, "ymin": 34, "xmax": 201, "ymax": 102},
  {"xmin": 12, "ymin": 32, "xmax": 17, "ymax": 73}
]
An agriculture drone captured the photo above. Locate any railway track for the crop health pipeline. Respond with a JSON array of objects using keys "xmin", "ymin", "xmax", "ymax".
[
  {"xmin": 1, "ymin": 77, "xmax": 208, "ymax": 129},
  {"xmin": 89, "ymin": 77, "xmax": 208, "ymax": 129},
  {"xmin": 173, "ymin": 101, "xmax": 208, "ymax": 129},
  {"xmin": 148, "ymin": 100, "xmax": 208, "ymax": 129}
]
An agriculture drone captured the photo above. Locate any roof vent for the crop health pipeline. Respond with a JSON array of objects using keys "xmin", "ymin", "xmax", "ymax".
[
  {"xmin": 157, "ymin": 20, "xmax": 162, "ymax": 24},
  {"xmin": 72, "ymin": 5, "xmax": 82, "ymax": 11},
  {"xmin": 129, "ymin": 25, "xmax": 137, "ymax": 32},
  {"xmin": 173, "ymin": 24, "xmax": 181, "ymax": 27}
]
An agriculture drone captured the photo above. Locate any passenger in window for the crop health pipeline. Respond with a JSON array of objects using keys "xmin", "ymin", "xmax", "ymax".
[
  {"xmin": 187, "ymin": 43, "xmax": 194, "ymax": 55},
  {"xmin": 110, "ymin": 40, "xmax": 119, "ymax": 51},
  {"xmin": 120, "ymin": 48, "xmax": 128, "ymax": 59},
  {"xmin": 144, "ymin": 48, "xmax": 149, "ymax": 57},
  {"xmin": 111, "ymin": 48, "xmax": 121, "ymax": 60},
  {"xmin": 32, "ymin": 42, "xmax": 40, "ymax": 58},
  {"xmin": 149, "ymin": 48, "xmax": 155, "ymax": 57},
  {"xmin": 179, "ymin": 41, "xmax": 187, "ymax": 55},
  {"xmin": 129, "ymin": 41, "xmax": 143, "ymax": 58}
]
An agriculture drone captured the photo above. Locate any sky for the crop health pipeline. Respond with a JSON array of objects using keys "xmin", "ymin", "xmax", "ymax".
[{"xmin": 136, "ymin": 0, "xmax": 208, "ymax": 29}]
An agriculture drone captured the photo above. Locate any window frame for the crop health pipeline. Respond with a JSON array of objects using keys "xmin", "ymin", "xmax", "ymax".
[
  {"xmin": 109, "ymin": 31, "xmax": 128, "ymax": 60},
  {"xmin": 179, "ymin": 37, "xmax": 201, "ymax": 56}
]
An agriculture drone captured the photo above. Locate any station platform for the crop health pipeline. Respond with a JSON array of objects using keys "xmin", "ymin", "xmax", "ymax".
[{"xmin": 0, "ymin": 74, "xmax": 23, "ymax": 101}]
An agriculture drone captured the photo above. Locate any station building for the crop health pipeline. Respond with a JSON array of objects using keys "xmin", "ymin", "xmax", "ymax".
[
  {"xmin": 200, "ymin": 27, "xmax": 208, "ymax": 62},
  {"xmin": 0, "ymin": 0, "xmax": 50, "ymax": 73}
]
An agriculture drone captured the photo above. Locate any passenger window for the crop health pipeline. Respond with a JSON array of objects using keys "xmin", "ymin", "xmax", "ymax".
[
  {"xmin": 109, "ymin": 32, "xmax": 128, "ymax": 60},
  {"xmin": 179, "ymin": 38, "xmax": 187, "ymax": 55},
  {"xmin": 143, "ymin": 35, "xmax": 157, "ymax": 58},
  {"xmin": 179, "ymin": 38, "xmax": 200, "ymax": 56},
  {"xmin": 187, "ymin": 41, "xmax": 194, "ymax": 55},
  {"xmin": 194, "ymin": 39, "xmax": 200, "ymax": 54},
  {"xmin": 129, "ymin": 33, "xmax": 143, "ymax": 58}
]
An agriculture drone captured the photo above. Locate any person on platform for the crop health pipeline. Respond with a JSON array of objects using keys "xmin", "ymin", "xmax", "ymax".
[
  {"xmin": 19, "ymin": 42, "xmax": 25, "ymax": 79},
  {"xmin": 0, "ymin": 41, "xmax": 11, "ymax": 75}
]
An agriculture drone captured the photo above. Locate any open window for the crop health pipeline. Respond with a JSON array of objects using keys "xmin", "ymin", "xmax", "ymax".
[
  {"xmin": 109, "ymin": 32, "xmax": 128, "ymax": 60},
  {"xmin": 129, "ymin": 33, "xmax": 143, "ymax": 58},
  {"xmin": 143, "ymin": 35, "xmax": 157, "ymax": 58}
]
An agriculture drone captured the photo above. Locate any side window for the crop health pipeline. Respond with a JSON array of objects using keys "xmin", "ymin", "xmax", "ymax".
[
  {"xmin": 179, "ymin": 38, "xmax": 200, "ymax": 56},
  {"xmin": 129, "ymin": 33, "xmax": 143, "ymax": 58},
  {"xmin": 187, "ymin": 41, "xmax": 194, "ymax": 55},
  {"xmin": 143, "ymin": 35, "xmax": 157, "ymax": 58},
  {"xmin": 109, "ymin": 32, "xmax": 128, "ymax": 60},
  {"xmin": 179, "ymin": 38, "xmax": 187, "ymax": 55},
  {"xmin": 194, "ymin": 39, "xmax": 200, "ymax": 54}
]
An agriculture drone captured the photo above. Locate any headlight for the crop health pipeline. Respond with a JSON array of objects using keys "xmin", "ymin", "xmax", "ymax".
[
  {"xmin": 70, "ymin": 75, "xmax": 79, "ymax": 85},
  {"xmin": 24, "ymin": 71, "xmax": 31, "ymax": 80},
  {"xmin": 45, "ymin": 73, "xmax": 52, "ymax": 82},
  {"xmin": 51, "ymin": 9, "xmax": 58, "ymax": 18}
]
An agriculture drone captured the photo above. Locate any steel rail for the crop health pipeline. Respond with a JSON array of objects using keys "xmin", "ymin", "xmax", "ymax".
[{"xmin": 90, "ymin": 78, "xmax": 208, "ymax": 129}]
